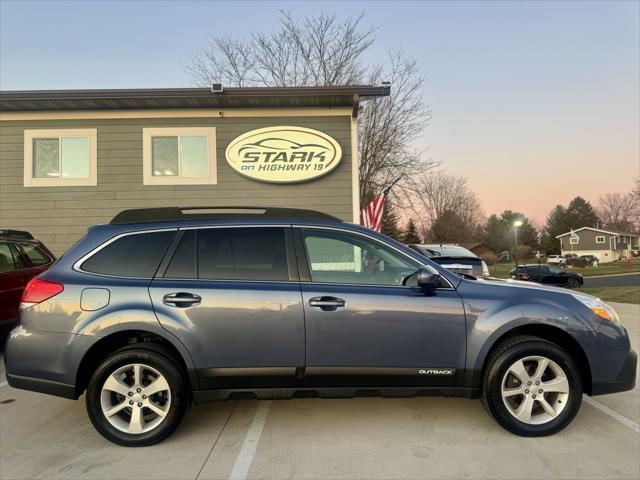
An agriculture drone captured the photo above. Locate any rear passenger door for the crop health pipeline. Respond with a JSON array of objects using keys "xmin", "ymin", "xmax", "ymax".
[{"xmin": 149, "ymin": 226, "xmax": 305, "ymax": 390}]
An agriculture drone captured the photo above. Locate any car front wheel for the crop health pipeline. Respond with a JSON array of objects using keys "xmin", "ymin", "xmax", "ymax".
[
  {"xmin": 86, "ymin": 345, "xmax": 190, "ymax": 446},
  {"xmin": 482, "ymin": 335, "xmax": 582, "ymax": 436}
]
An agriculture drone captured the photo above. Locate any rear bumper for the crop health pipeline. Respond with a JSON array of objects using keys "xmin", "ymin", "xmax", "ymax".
[
  {"xmin": 4, "ymin": 325, "xmax": 93, "ymax": 399},
  {"xmin": 6, "ymin": 373, "xmax": 77, "ymax": 399},
  {"xmin": 591, "ymin": 348, "xmax": 637, "ymax": 396}
]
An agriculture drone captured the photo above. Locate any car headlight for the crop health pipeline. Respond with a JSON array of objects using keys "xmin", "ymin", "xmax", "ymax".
[{"xmin": 572, "ymin": 293, "xmax": 620, "ymax": 324}]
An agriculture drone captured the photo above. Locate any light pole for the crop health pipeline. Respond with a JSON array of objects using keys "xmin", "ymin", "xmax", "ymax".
[{"xmin": 513, "ymin": 220, "xmax": 523, "ymax": 268}]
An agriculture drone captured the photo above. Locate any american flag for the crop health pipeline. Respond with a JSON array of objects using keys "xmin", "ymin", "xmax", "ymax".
[{"xmin": 360, "ymin": 193, "xmax": 386, "ymax": 232}]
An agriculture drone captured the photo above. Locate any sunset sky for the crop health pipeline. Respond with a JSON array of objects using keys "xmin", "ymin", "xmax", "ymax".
[{"xmin": 1, "ymin": 0, "xmax": 638, "ymax": 225}]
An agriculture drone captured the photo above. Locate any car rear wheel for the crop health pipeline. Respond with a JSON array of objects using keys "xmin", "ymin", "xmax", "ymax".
[
  {"xmin": 567, "ymin": 278, "xmax": 581, "ymax": 289},
  {"xmin": 86, "ymin": 345, "xmax": 190, "ymax": 446},
  {"xmin": 482, "ymin": 335, "xmax": 582, "ymax": 436}
]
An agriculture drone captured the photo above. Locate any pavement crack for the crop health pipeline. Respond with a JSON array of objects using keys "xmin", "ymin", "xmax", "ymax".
[{"xmin": 195, "ymin": 400, "xmax": 240, "ymax": 480}]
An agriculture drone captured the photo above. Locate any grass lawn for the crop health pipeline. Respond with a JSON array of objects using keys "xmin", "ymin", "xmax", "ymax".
[
  {"xmin": 489, "ymin": 259, "xmax": 640, "ymax": 279},
  {"xmin": 578, "ymin": 286, "xmax": 640, "ymax": 305}
]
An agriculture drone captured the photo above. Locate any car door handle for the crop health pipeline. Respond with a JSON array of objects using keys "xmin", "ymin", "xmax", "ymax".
[
  {"xmin": 163, "ymin": 292, "xmax": 201, "ymax": 308},
  {"xmin": 309, "ymin": 296, "xmax": 346, "ymax": 311}
]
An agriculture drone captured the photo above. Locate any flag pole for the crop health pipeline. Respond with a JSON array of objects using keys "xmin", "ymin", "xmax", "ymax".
[{"xmin": 383, "ymin": 176, "xmax": 403, "ymax": 196}]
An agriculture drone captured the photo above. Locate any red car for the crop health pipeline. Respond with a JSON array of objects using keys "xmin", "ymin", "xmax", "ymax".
[{"xmin": 0, "ymin": 230, "xmax": 56, "ymax": 346}]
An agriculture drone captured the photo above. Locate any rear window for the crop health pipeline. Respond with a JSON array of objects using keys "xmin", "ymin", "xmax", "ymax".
[
  {"xmin": 164, "ymin": 227, "xmax": 289, "ymax": 281},
  {"xmin": 81, "ymin": 231, "xmax": 174, "ymax": 277},
  {"xmin": 20, "ymin": 243, "xmax": 51, "ymax": 266},
  {"xmin": 0, "ymin": 242, "xmax": 17, "ymax": 273}
]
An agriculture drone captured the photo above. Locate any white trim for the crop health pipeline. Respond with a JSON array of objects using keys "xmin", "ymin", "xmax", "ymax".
[
  {"xmin": 569, "ymin": 236, "xmax": 579, "ymax": 245},
  {"xmin": 1, "ymin": 107, "xmax": 353, "ymax": 122},
  {"xmin": 595, "ymin": 236, "xmax": 605, "ymax": 244},
  {"xmin": 351, "ymin": 116, "xmax": 360, "ymax": 223},
  {"xmin": 142, "ymin": 127, "xmax": 217, "ymax": 186},
  {"xmin": 23, "ymin": 128, "xmax": 97, "ymax": 187}
]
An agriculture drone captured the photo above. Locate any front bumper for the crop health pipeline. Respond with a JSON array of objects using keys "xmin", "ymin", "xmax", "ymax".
[{"xmin": 591, "ymin": 348, "xmax": 637, "ymax": 396}]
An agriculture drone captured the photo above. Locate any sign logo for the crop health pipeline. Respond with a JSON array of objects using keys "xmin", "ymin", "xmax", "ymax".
[
  {"xmin": 418, "ymin": 368, "xmax": 455, "ymax": 376},
  {"xmin": 225, "ymin": 126, "xmax": 343, "ymax": 183}
]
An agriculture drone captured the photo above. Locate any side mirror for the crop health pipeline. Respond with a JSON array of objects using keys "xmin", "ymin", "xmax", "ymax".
[{"xmin": 416, "ymin": 266, "xmax": 441, "ymax": 290}]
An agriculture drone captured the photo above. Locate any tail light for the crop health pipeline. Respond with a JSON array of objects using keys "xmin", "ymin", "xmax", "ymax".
[{"xmin": 21, "ymin": 278, "xmax": 64, "ymax": 305}]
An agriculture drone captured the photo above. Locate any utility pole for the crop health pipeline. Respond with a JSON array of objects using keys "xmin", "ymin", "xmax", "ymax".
[{"xmin": 513, "ymin": 220, "xmax": 523, "ymax": 268}]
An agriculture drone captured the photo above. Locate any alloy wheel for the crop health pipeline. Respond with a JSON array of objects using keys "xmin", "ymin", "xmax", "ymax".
[
  {"xmin": 100, "ymin": 363, "xmax": 171, "ymax": 434},
  {"xmin": 501, "ymin": 355, "xmax": 570, "ymax": 425}
]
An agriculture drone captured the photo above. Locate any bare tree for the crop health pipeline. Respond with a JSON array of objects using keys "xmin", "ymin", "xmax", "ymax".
[
  {"xmin": 358, "ymin": 51, "xmax": 434, "ymax": 201},
  {"xmin": 409, "ymin": 171, "xmax": 484, "ymax": 242},
  {"xmin": 631, "ymin": 177, "xmax": 640, "ymax": 231},
  {"xmin": 186, "ymin": 12, "xmax": 432, "ymax": 204},
  {"xmin": 597, "ymin": 192, "xmax": 635, "ymax": 232},
  {"xmin": 188, "ymin": 12, "xmax": 375, "ymax": 87}
]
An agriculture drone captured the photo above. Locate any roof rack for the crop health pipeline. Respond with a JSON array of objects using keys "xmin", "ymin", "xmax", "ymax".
[
  {"xmin": 110, "ymin": 207, "xmax": 342, "ymax": 225},
  {"xmin": 0, "ymin": 229, "xmax": 34, "ymax": 239}
]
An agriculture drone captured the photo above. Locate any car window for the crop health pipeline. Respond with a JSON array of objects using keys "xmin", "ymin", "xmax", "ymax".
[
  {"xmin": 302, "ymin": 229, "xmax": 419, "ymax": 286},
  {"xmin": 200, "ymin": 227, "xmax": 288, "ymax": 281},
  {"xmin": 8, "ymin": 243, "xmax": 28, "ymax": 270},
  {"xmin": 0, "ymin": 241, "xmax": 17, "ymax": 273},
  {"xmin": 165, "ymin": 227, "xmax": 289, "ymax": 281},
  {"xmin": 20, "ymin": 243, "xmax": 50, "ymax": 266},
  {"xmin": 548, "ymin": 265, "xmax": 563, "ymax": 274},
  {"xmin": 164, "ymin": 230, "xmax": 196, "ymax": 278},
  {"xmin": 81, "ymin": 231, "xmax": 174, "ymax": 278}
]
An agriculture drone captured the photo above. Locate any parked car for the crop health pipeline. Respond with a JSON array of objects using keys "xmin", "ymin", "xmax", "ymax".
[
  {"xmin": 510, "ymin": 264, "xmax": 583, "ymax": 288},
  {"xmin": 408, "ymin": 244, "xmax": 490, "ymax": 278},
  {"xmin": 580, "ymin": 255, "xmax": 599, "ymax": 265},
  {"xmin": 4, "ymin": 207, "xmax": 636, "ymax": 446},
  {"xmin": 566, "ymin": 256, "xmax": 590, "ymax": 268},
  {"xmin": 546, "ymin": 255, "xmax": 566, "ymax": 265},
  {"xmin": 0, "ymin": 230, "xmax": 55, "ymax": 346}
]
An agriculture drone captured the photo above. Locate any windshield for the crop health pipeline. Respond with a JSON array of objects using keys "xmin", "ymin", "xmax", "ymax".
[{"xmin": 413, "ymin": 245, "xmax": 476, "ymax": 258}]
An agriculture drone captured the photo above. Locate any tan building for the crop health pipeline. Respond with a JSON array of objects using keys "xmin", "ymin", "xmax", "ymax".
[
  {"xmin": 556, "ymin": 227, "xmax": 640, "ymax": 263},
  {"xmin": 0, "ymin": 86, "xmax": 388, "ymax": 255}
]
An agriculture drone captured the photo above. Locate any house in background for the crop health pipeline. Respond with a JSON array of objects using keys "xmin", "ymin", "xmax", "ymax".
[
  {"xmin": 556, "ymin": 227, "xmax": 640, "ymax": 263},
  {"xmin": 460, "ymin": 242, "xmax": 497, "ymax": 263}
]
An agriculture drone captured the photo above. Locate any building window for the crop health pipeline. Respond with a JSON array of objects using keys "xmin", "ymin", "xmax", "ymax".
[
  {"xmin": 143, "ymin": 127, "xmax": 216, "ymax": 185},
  {"xmin": 595, "ymin": 236, "xmax": 605, "ymax": 244},
  {"xmin": 24, "ymin": 129, "xmax": 97, "ymax": 187},
  {"xmin": 569, "ymin": 236, "xmax": 579, "ymax": 245}
]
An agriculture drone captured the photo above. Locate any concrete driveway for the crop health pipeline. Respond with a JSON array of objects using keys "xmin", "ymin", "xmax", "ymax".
[{"xmin": 1, "ymin": 303, "xmax": 638, "ymax": 480}]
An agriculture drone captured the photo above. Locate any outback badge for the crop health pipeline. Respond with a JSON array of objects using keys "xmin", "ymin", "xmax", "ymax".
[{"xmin": 418, "ymin": 368, "xmax": 455, "ymax": 375}]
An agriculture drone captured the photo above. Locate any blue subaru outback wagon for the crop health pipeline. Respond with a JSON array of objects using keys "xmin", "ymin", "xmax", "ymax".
[{"xmin": 5, "ymin": 207, "xmax": 636, "ymax": 446}]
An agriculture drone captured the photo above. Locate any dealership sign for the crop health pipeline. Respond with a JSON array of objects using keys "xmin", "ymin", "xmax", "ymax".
[{"xmin": 225, "ymin": 126, "xmax": 343, "ymax": 183}]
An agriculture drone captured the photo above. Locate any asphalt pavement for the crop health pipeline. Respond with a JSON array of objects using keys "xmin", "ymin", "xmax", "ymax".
[
  {"xmin": 0, "ymin": 303, "xmax": 638, "ymax": 480},
  {"xmin": 583, "ymin": 272, "xmax": 640, "ymax": 288}
]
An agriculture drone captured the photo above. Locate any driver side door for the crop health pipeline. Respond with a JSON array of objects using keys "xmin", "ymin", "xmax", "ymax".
[{"xmin": 295, "ymin": 227, "xmax": 467, "ymax": 388}]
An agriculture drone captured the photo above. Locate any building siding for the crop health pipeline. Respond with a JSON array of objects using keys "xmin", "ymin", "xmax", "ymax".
[
  {"xmin": 0, "ymin": 115, "xmax": 353, "ymax": 255},
  {"xmin": 559, "ymin": 229, "xmax": 616, "ymax": 252}
]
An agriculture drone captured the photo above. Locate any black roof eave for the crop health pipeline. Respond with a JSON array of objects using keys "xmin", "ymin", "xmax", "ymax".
[{"xmin": 0, "ymin": 85, "xmax": 389, "ymax": 113}]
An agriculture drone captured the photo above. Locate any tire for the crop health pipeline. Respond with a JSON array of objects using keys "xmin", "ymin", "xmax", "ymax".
[
  {"xmin": 86, "ymin": 345, "xmax": 191, "ymax": 446},
  {"xmin": 567, "ymin": 278, "xmax": 580, "ymax": 289},
  {"xmin": 482, "ymin": 335, "xmax": 582, "ymax": 436}
]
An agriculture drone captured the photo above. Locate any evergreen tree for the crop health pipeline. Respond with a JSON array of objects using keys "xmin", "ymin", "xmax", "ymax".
[
  {"xmin": 482, "ymin": 211, "xmax": 538, "ymax": 254},
  {"xmin": 565, "ymin": 196, "xmax": 600, "ymax": 229},
  {"xmin": 381, "ymin": 201, "xmax": 402, "ymax": 241},
  {"xmin": 400, "ymin": 218, "xmax": 422, "ymax": 244},
  {"xmin": 539, "ymin": 197, "xmax": 601, "ymax": 254}
]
